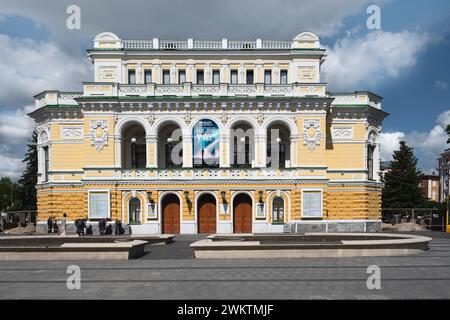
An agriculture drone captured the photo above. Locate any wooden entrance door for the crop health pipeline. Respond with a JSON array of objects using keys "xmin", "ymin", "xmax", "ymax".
[
  {"xmin": 162, "ymin": 194, "xmax": 180, "ymax": 234},
  {"xmin": 233, "ymin": 193, "xmax": 252, "ymax": 233},
  {"xmin": 197, "ymin": 194, "xmax": 216, "ymax": 234}
]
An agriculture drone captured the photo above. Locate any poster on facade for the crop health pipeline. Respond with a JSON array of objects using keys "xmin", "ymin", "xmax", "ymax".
[
  {"xmin": 193, "ymin": 119, "xmax": 220, "ymax": 167},
  {"xmin": 89, "ymin": 191, "xmax": 109, "ymax": 219}
]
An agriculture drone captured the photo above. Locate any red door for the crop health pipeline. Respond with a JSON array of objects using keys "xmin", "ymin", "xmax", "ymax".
[
  {"xmin": 233, "ymin": 194, "xmax": 252, "ymax": 233},
  {"xmin": 162, "ymin": 194, "xmax": 180, "ymax": 234},
  {"xmin": 197, "ymin": 194, "xmax": 216, "ymax": 234}
]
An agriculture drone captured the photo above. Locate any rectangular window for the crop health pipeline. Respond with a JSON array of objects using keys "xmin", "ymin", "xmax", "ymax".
[
  {"xmin": 162, "ymin": 70, "xmax": 170, "ymax": 84},
  {"xmin": 280, "ymin": 70, "xmax": 288, "ymax": 84},
  {"xmin": 212, "ymin": 69, "xmax": 220, "ymax": 84},
  {"xmin": 302, "ymin": 190, "xmax": 322, "ymax": 218},
  {"xmin": 178, "ymin": 69, "xmax": 186, "ymax": 83},
  {"xmin": 246, "ymin": 70, "xmax": 254, "ymax": 84},
  {"xmin": 144, "ymin": 70, "xmax": 152, "ymax": 84},
  {"xmin": 43, "ymin": 146, "xmax": 49, "ymax": 182},
  {"xmin": 196, "ymin": 70, "xmax": 204, "ymax": 84},
  {"xmin": 128, "ymin": 70, "xmax": 136, "ymax": 84},
  {"xmin": 264, "ymin": 70, "xmax": 272, "ymax": 85},
  {"xmin": 230, "ymin": 70, "xmax": 238, "ymax": 84},
  {"xmin": 88, "ymin": 191, "xmax": 110, "ymax": 219}
]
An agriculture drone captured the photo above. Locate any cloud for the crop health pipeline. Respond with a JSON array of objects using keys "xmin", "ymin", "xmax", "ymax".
[
  {"xmin": 0, "ymin": 0, "xmax": 373, "ymax": 44},
  {"xmin": 381, "ymin": 110, "xmax": 450, "ymax": 173},
  {"xmin": 380, "ymin": 131, "xmax": 405, "ymax": 162},
  {"xmin": 435, "ymin": 80, "xmax": 449, "ymax": 91},
  {"xmin": 0, "ymin": 106, "xmax": 35, "ymax": 178},
  {"xmin": 0, "ymin": 33, "xmax": 91, "ymax": 179},
  {"xmin": 322, "ymin": 30, "xmax": 432, "ymax": 91},
  {"xmin": 0, "ymin": 34, "xmax": 91, "ymax": 109}
]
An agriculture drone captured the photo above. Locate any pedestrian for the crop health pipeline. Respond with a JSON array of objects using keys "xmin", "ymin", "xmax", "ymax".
[
  {"xmin": 60, "ymin": 213, "xmax": 67, "ymax": 236},
  {"xmin": 98, "ymin": 218, "xmax": 107, "ymax": 235},
  {"xmin": 47, "ymin": 216, "xmax": 53, "ymax": 234},
  {"xmin": 75, "ymin": 218, "xmax": 84, "ymax": 236}
]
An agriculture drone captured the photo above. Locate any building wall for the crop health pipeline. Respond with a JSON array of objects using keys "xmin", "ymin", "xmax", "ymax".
[{"xmin": 31, "ymin": 31, "xmax": 386, "ymax": 233}]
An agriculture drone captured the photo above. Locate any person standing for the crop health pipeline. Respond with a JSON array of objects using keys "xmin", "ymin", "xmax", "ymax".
[
  {"xmin": 60, "ymin": 213, "xmax": 67, "ymax": 236},
  {"xmin": 47, "ymin": 216, "xmax": 53, "ymax": 234}
]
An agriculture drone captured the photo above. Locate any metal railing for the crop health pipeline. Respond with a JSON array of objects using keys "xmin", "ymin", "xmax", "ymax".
[
  {"xmin": 1, "ymin": 211, "xmax": 37, "ymax": 230},
  {"xmin": 382, "ymin": 208, "xmax": 445, "ymax": 231}
]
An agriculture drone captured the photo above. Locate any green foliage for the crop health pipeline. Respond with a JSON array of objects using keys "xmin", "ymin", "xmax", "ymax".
[
  {"xmin": 0, "ymin": 130, "xmax": 37, "ymax": 212},
  {"xmin": 382, "ymin": 141, "xmax": 425, "ymax": 208},
  {"xmin": 17, "ymin": 131, "xmax": 38, "ymax": 210},
  {"xmin": 0, "ymin": 177, "xmax": 21, "ymax": 211}
]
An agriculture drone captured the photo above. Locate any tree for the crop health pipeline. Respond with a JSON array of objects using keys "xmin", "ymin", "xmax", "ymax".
[
  {"xmin": 0, "ymin": 177, "xmax": 20, "ymax": 212},
  {"xmin": 16, "ymin": 130, "xmax": 38, "ymax": 210},
  {"xmin": 382, "ymin": 141, "xmax": 425, "ymax": 208}
]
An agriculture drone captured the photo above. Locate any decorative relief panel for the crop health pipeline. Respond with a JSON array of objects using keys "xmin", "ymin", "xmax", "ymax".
[
  {"xmin": 147, "ymin": 113, "xmax": 155, "ymax": 126},
  {"xmin": 90, "ymin": 120, "xmax": 108, "ymax": 151},
  {"xmin": 61, "ymin": 127, "xmax": 83, "ymax": 140},
  {"xmin": 331, "ymin": 127, "xmax": 354, "ymax": 140},
  {"xmin": 297, "ymin": 66, "xmax": 316, "ymax": 82},
  {"xmin": 99, "ymin": 66, "xmax": 118, "ymax": 82},
  {"xmin": 184, "ymin": 113, "xmax": 192, "ymax": 126},
  {"xmin": 303, "ymin": 119, "xmax": 321, "ymax": 151}
]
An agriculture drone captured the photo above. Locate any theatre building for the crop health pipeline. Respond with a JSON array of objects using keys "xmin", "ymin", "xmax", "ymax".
[{"xmin": 30, "ymin": 31, "xmax": 388, "ymax": 234}]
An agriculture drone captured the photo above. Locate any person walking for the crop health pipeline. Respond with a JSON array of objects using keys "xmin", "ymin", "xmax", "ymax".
[
  {"xmin": 47, "ymin": 216, "xmax": 53, "ymax": 234},
  {"xmin": 60, "ymin": 213, "xmax": 67, "ymax": 236}
]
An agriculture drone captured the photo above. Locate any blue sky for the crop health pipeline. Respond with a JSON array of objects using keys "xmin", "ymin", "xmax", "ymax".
[{"xmin": 0, "ymin": 0, "xmax": 449, "ymax": 177}]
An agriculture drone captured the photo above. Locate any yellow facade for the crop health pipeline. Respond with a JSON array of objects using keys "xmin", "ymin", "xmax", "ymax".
[{"xmin": 30, "ymin": 31, "xmax": 387, "ymax": 234}]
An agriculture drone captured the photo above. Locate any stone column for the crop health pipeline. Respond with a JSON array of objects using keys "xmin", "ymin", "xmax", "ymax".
[
  {"xmin": 114, "ymin": 136, "xmax": 122, "ymax": 168},
  {"xmin": 290, "ymin": 135, "xmax": 300, "ymax": 168},
  {"xmin": 182, "ymin": 134, "xmax": 193, "ymax": 168},
  {"xmin": 136, "ymin": 63, "xmax": 143, "ymax": 84},
  {"xmin": 170, "ymin": 63, "xmax": 177, "ymax": 84},
  {"xmin": 273, "ymin": 63, "xmax": 280, "ymax": 84},
  {"xmin": 221, "ymin": 62, "xmax": 229, "ymax": 83},
  {"xmin": 254, "ymin": 132, "xmax": 267, "ymax": 168},
  {"xmin": 146, "ymin": 135, "xmax": 158, "ymax": 168},
  {"xmin": 220, "ymin": 133, "xmax": 230, "ymax": 168}
]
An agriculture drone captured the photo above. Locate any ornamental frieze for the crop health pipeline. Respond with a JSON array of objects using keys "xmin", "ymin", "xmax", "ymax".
[
  {"xmin": 303, "ymin": 119, "xmax": 321, "ymax": 151},
  {"xmin": 90, "ymin": 120, "xmax": 108, "ymax": 151},
  {"xmin": 331, "ymin": 127, "xmax": 353, "ymax": 140}
]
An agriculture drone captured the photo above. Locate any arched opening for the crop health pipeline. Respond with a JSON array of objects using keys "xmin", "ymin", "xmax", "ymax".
[
  {"xmin": 128, "ymin": 198, "xmax": 141, "ymax": 224},
  {"xmin": 272, "ymin": 197, "xmax": 285, "ymax": 223},
  {"xmin": 267, "ymin": 122, "xmax": 291, "ymax": 169},
  {"xmin": 122, "ymin": 122, "xmax": 147, "ymax": 169},
  {"xmin": 197, "ymin": 193, "xmax": 217, "ymax": 234},
  {"xmin": 161, "ymin": 193, "xmax": 180, "ymax": 234},
  {"xmin": 230, "ymin": 121, "xmax": 254, "ymax": 168},
  {"xmin": 158, "ymin": 122, "xmax": 182, "ymax": 169},
  {"xmin": 367, "ymin": 131, "xmax": 378, "ymax": 181},
  {"xmin": 233, "ymin": 193, "xmax": 253, "ymax": 233},
  {"xmin": 192, "ymin": 119, "xmax": 220, "ymax": 168}
]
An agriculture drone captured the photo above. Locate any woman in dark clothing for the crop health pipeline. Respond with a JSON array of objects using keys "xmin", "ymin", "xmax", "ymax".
[{"xmin": 47, "ymin": 216, "xmax": 53, "ymax": 234}]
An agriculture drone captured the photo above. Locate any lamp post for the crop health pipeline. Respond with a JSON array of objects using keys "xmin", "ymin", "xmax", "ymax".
[
  {"xmin": 167, "ymin": 137, "xmax": 173, "ymax": 168},
  {"xmin": 131, "ymin": 137, "xmax": 137, "ymax": 168}
]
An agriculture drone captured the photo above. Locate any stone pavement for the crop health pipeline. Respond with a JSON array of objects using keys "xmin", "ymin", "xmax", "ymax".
[{"xmin": 1, "ymin": 232, "xmax": 450, "ymax": 299}]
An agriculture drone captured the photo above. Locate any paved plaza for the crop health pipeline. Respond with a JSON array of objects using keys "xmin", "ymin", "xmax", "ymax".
[{"xmin": 1, "ymin": 232, "xmax": 450, "ymax": 299}]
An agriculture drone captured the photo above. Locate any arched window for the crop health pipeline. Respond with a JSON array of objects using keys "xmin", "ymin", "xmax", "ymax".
[
  {"xmin": 272, "ymin": 197, "xmax": 284, "ymax": 223},
  {"xmin": 267, "ymin": 123, "xmax": 291, "ymax": 169},
  {"xmin": 121, "ymin": 123, "xmax": 146, "ymax": 169},
  {"xmin": 158, "ymin": 122, "xmax": 182, "ymax": 169},
  {"xmin": 129, "ymin": 198, "xmax": 141, "ymax": 224},
  {"xmin": 192, "ymin": 119, "xmax": 219, "ymax": 168},
  {"xmin": 230, "ymin": 121, "xmax": 254, "ymax": 168}
]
